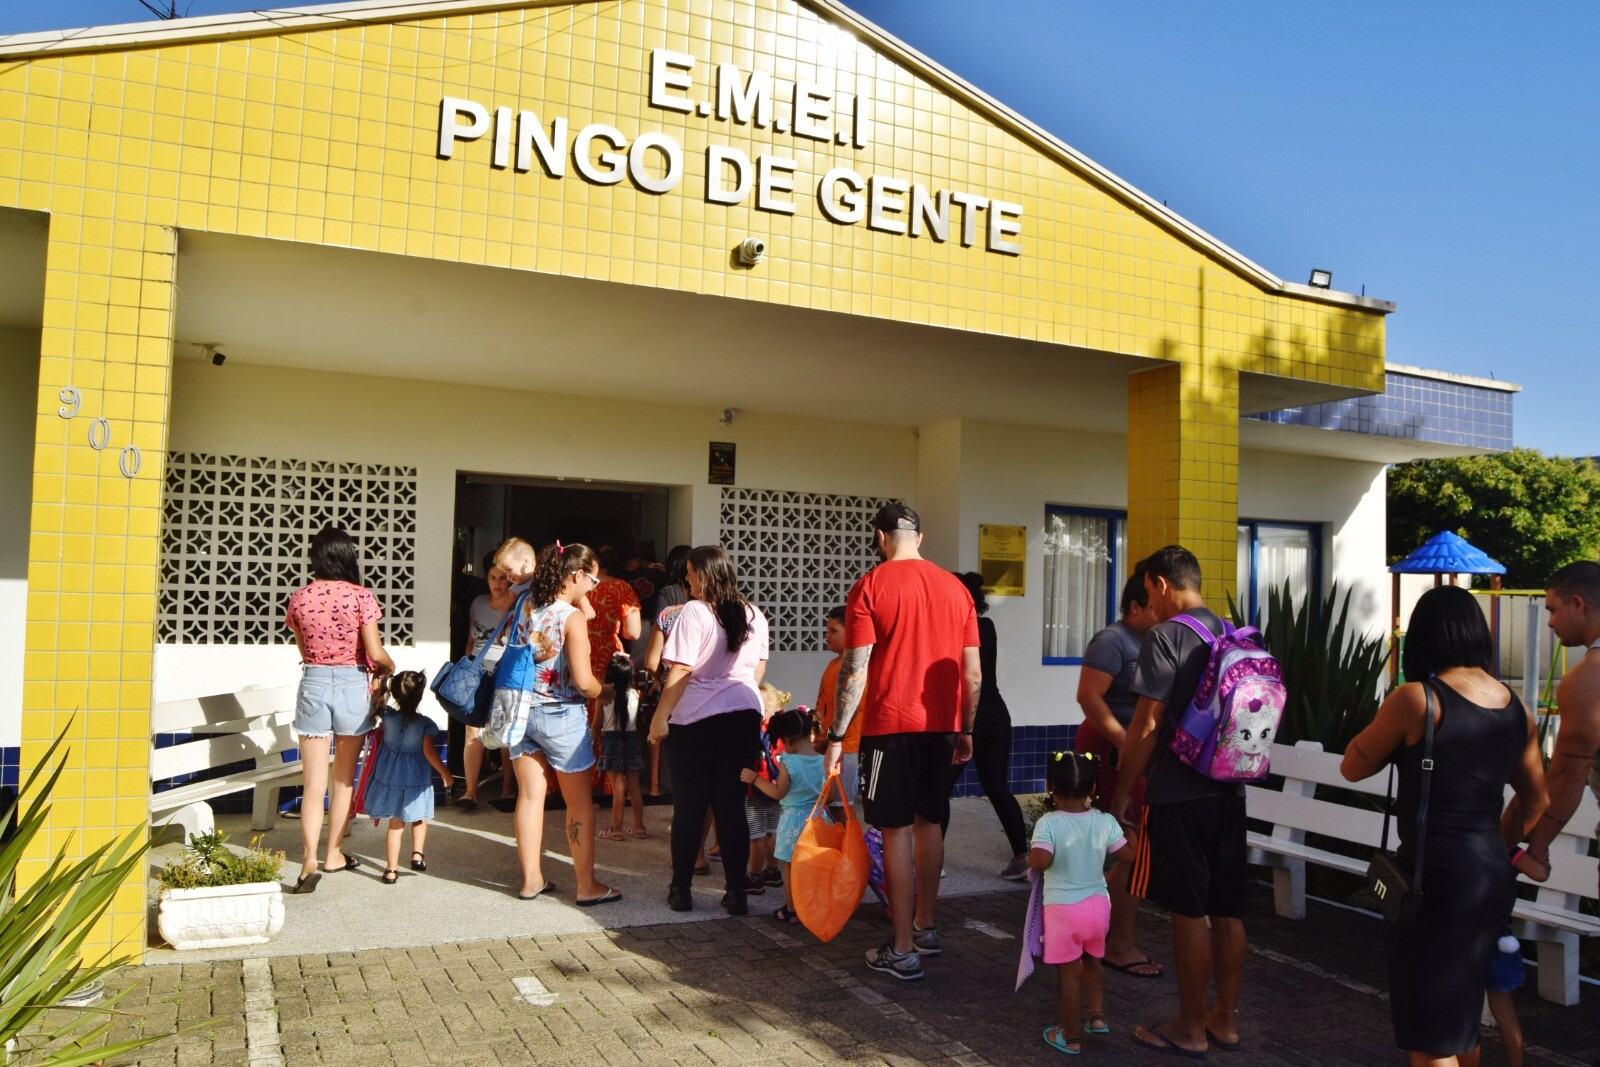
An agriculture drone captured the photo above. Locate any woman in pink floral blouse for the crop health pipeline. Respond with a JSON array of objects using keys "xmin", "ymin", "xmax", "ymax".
[{"xmin": 284, "ymin": 525, "xmax": 394, "ymax": 894}]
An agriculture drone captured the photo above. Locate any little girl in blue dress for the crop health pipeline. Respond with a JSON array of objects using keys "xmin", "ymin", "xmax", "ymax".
[{"xmin": 365, "ymin": 671, "xmax": 453, "ymax": 884}]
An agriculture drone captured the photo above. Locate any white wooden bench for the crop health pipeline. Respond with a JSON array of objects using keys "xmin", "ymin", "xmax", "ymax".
[
  {"xmin": 150, "ymin": 684, "xmax": 323, "ymax": 839},
  {"xmin": 1247, "ymin": 740, "xmax": 1600, "ymax": 1006}
]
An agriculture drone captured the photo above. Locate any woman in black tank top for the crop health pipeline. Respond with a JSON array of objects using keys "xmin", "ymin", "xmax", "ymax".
[{"xmin": 1341, "ymin": 586, "xmax": 1548, "ymax": 1066}]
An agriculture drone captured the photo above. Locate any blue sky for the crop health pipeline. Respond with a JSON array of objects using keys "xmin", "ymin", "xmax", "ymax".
[{"xmin": 8, "ymin": 1, "xmax": 1598, "ymax": 456}]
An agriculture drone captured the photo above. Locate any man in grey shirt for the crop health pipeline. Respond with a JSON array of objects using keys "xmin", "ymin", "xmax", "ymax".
[
  {"xmin": 1112, "ymin": 545, "xmax": 1246, "ymax": 1058},
  {"xmin": 1075, "ymin": 568, "xmax": 1162, "ymax": 978}
]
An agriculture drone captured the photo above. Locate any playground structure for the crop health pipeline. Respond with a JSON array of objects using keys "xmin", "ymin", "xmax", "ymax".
[{"xmin": 1389, "ymin": 532, "xmax": 1569, "ymax": 751}]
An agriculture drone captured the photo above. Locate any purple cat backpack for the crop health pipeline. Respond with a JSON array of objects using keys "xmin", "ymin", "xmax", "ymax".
[{"xmin": 1167, "ymin": 615, "xmax": 1286, "ymax": 783}]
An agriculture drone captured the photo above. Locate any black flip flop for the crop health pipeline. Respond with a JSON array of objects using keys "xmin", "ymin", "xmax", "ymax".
[
  {"xmin": 325, "ymin": 856, "xmax": 361, "ymax": 873},
  {"xmin": 291, "ymin": 871, "xmax": 322, "ymax": 895},
  {"xmin": 1104, "ymin": 957, "xmax": 1164, "ymax": 979},
  {"xmin": 1132, "ymin": 1027, "xmax": 1211, "ymax": 1061},
  {"xmin": 1205, "ymin": 1029, "xmax": 1242, "ymax": 1053},
  {"xmin": 576, "ymin": 888, "xmax": 623, "ymax": 907},
  {"xmin": 518, "ymin": 881, "xmax": 556, "ymax": 901}
]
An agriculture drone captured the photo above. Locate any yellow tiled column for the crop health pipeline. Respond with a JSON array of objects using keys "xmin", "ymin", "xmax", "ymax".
[
  {"xmin": 22, "ymin": 212, "xmax": 176, "ymax": 959},
  {"xmin": 1126, "ymin": 362, "xmax": 1238, "ymax": 606}
]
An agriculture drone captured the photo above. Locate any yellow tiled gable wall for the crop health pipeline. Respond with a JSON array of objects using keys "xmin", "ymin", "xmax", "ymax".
[{"xmin": 0, "ymin": 0, "xmax": 1384, "ymax": 956}]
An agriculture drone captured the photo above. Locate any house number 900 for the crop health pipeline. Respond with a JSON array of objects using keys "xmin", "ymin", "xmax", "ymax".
[{"xmin": 56, "ymin": 387, "xmax": 141, "ymax": 478}]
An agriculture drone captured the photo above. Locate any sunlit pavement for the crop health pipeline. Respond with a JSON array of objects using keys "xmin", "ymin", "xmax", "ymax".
[{"xmin": 114, "ymin": 798, "xmax": 1597, "ymax": 1066}]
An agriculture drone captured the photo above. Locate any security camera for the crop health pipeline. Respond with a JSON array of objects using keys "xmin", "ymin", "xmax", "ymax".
[
  {"xmin": 211, "ymin": 351, "xmax": 226, "ymax": 367},
  {"xmin": 736, "ymin": 238, "xmax": 766, "ymax": 266}
]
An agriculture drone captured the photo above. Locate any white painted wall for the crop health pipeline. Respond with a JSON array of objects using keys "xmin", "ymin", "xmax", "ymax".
[
  {"xmin": 156, "ymin": 360, "xmax": 918, "ymax": 710},
  {"xmin": 1238, "ymin": 449, "xmax": 1389, "ymax": 639},
  {"xmin": 0, "ymin": 326, "xmax": 39, "ymax": 749},
  {"xmin": 937, "ymin": 419, "xmax": 1129, "ymax": 730},
  {"xmin": 149, "ymin": 365, "xmax": 1392, "ymax": 738},
  {"xmin": 917, "ymin": 420, "xmax": 1390, "ymax": 730}
]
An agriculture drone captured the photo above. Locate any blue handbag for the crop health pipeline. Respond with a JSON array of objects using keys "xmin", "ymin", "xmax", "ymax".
[{"xmin": 432, "ymin": 592, "xmax": 526, "ymax": 727}]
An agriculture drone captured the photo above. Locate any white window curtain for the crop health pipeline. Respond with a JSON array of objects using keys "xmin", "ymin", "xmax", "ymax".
[
  {"xmin": 1254, "ymin": 523, "xmax": 1314, "ymax": 630},
  {"xmin": 1042, "ymin": 511, "xmax": 1123, "ymax": 659}
]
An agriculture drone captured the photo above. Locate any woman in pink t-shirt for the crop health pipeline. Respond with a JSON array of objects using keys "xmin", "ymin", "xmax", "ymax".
[
  {"xmin": 284, "ymin": 525, "xmax": 395, "ymax": 894},
  {"xmin": 649, "ymin": 545, "xmax": 768, "ymax": 915}
]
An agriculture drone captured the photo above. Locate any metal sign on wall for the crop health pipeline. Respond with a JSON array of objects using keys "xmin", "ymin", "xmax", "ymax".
[
  {"xmin": 979, "ymin": 523, "xmax": 1026, "ymax": 597},
  {"xmin": 708, "ymin": 441, "xmax": 736, "ymax": 485}
]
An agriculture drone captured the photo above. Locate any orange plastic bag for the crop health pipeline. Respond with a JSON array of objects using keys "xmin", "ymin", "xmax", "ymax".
[{"xmin": 790, "ymin": 771, "xmax": 869, "ymax": 942}]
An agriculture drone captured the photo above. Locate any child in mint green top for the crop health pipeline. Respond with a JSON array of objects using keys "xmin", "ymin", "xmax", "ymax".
[
  {"xmin": 741, "ymin": 708, "xmax": 826, "ymax": 925},
  {"xmin": 1028, "ymin": 751, "xmax": 1133, "ymax": 1056}
]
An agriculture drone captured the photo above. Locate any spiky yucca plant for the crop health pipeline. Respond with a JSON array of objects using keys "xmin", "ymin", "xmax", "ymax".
[
  {"xmin": 1228, "ymin": 582, "xmax": 1389, "ymax": 753},
  {"xmin": 0, "ymin": 728, "xmax": 168, "ymax": 1066}
]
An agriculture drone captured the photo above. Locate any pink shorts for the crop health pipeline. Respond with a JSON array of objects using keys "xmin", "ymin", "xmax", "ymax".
[{"xmin": 1043, "ymin": 897, "xmax": 1111, "ymax": 964}]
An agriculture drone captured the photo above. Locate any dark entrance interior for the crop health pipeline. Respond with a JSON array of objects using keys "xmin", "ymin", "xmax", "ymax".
[{"xmin": 453, "ymin": 473, "xmax": 673, "ymax": 577}]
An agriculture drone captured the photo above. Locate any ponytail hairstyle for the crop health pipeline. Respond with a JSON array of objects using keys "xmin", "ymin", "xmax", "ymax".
[
  {"xmin": 309, "ymin": 525, "xmax": 363, "ymax": 586},
  {"xmin": 688, "ymin": 545, "xmax": 751, "ymax": 653},
  {"xmin": 767, "ymin": 707, "xmax": 814, "ymax": 748},
  {"xmin": 1046, "ymin": 750, "xmax": 1098, "ymax": 801},
  {"xmin": 387, "ymin": 670, "xmax": 428, "ymax": 730},
  {"xmin": 528, "ymin": 541, "xmax": 597, "ymax": 608}
]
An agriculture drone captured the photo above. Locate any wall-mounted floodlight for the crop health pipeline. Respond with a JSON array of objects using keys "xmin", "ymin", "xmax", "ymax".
[{"xmin": 1308, "ymin": 269, "xmax": 1332, "ymax": 289}]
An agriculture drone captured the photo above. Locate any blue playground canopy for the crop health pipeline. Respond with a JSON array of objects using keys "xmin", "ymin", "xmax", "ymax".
[{"xmin": 1389, "ymin": 530, "xmax": 1507, "ymax": 575}]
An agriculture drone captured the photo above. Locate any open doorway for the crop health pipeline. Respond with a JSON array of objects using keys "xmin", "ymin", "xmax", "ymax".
[
  {"xmin": 453, "ymin": 473, "xmax": 674, "ymax": 578},
  {"xmin": 448, "ymin": 472, "xmax": 679, "ymax": 810}
]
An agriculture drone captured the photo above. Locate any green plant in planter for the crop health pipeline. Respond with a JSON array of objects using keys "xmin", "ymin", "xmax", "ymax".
[
  {"xmin": 1228, "ymin": 581, "xmax": 1389, "ymax": 754},
  {"xmin": 0, "ymin": 728, "xmax": 172, "ymax": 1066},
  {"xmin": 156, "ymin": 831, "xmax": 285, "ymax": 892}
]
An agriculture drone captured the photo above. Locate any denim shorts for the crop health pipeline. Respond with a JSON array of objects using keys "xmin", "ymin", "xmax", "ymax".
[
  {"xmin": 294, "ymin": 665, "xmax": 375, "ymax": 738},
  {"xmin": 509, "ymin": 699, "xmax": 595, "ymax": 774}
]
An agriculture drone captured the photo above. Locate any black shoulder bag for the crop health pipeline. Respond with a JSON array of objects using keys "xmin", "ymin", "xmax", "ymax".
[{"xmin": 1366, "ymin": 680, "xmax": 1436, "ymax": 924}]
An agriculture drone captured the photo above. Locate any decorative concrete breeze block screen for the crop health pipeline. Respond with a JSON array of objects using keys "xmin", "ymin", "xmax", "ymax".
[
  {"xmin": 159, "ymin": 454, "xmax": 418, "ymax": 645},
  {"xmin": 718, "ymin": 488, "xmax": 897, "ymax": 653}
]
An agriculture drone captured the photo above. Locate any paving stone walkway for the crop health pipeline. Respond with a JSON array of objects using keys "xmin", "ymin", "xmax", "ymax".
[{"xmin": 107, "ymin": 883, "xmax": 1597, "ymax": 1066}]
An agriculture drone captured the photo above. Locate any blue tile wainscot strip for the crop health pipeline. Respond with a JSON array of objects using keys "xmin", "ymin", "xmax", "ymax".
[{"xmin": 951, "ymin": 723, "xmax": 1077, "ymax": 798}]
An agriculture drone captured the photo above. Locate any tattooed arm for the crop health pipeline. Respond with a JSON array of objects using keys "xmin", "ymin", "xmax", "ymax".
[{"xmin": 824, "ymin": 645, "xmax": 871, "ymax": 775}]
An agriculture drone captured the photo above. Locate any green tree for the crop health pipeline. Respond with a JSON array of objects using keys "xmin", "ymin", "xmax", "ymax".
[{"xmin": 1387, "ymin": 449, "xmax": 1600, "ymax": 588}]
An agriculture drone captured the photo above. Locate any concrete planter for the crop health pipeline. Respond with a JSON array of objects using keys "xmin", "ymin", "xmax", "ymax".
[{"xmin": 157, "ymin": 881, "xmax": 285, "ymax": 950}]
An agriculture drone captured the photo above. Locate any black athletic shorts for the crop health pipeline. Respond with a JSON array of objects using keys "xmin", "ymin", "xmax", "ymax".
[
  {"xmin": 860, "ymin": 732, "xmax": 956, "ymax": 829},
  {"xmin": 1130, "ymin": 792, "xmax": 1248, "ymax": 920}
]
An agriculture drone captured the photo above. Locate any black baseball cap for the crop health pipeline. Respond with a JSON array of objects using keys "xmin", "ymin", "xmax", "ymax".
[{"xmin": 871, "ymin": 502, "xmax": 921, "ymax": 535}]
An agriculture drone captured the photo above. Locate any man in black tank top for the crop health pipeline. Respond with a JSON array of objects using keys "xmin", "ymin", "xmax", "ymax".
[{"xmin": 1519, "ymin": 562, "xmax": 1600, "ymax": 888}]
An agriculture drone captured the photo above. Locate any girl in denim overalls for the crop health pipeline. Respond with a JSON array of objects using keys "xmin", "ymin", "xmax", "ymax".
[{"xmin": 494, "ymin": 540, "xmax": 620, "ymax": 906}]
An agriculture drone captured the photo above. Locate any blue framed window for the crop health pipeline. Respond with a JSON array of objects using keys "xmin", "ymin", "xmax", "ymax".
[
  {"xmin": 1042, "ymin": 506, "xmax": 1127, "ymax": 664},
  {"xmin": 1236, "ymin": 521, "xmax": 1322, "ymax": 629}
]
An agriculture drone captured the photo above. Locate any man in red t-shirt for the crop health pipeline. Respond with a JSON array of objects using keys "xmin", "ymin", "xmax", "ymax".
[{"xmin": 825, "ymin": 503, "xmax": 981, "ymax": 981}]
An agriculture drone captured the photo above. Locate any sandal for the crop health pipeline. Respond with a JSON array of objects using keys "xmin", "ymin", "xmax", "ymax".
[
  {"xmin": 626, "ymin": 827, "xmax": 648, "ymax": 839},
  {"xmin": 576, "ymin": 887, "xmax": 623, "ymax": 908},
  {"xmin": 410, "ymin": 852, "xmax": 426, "ymax": 872},
  {"xmin": 1042, "ymin": 1027, "xmax": 1081, "ymax": 1056},
  {"xmin": 1084, "ymin": 1012, "xmax": 1110, "ymax": 1035},
  {"xmin": 1104, "ymin": 956, "xmax": 1164, "ymax": 979},
  {"xmin": 381, "ymin": 869, "xmax": 398, "ymax": 885},
  {"xmin": 598, "ymin": 826, "xmax": 624, "ymax": 841},
  {"xmin": 772, "ymin": 905, "xmax": 801, "ymax": 925}
]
